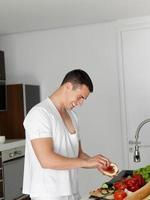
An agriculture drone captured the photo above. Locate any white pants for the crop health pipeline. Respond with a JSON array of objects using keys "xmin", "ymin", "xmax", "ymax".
[{"xmin": 31, "ymin": 194, "xmax": 80, "ymax": 200}]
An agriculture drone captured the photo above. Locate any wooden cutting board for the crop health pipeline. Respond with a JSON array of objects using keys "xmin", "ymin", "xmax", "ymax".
[
  {"xmin": 143, "ymin": 194, "xmax": 150, "ymax": 200},
  {"xmin": 125, "ymin": 181, "xmax": 150, "ymax": 200}
]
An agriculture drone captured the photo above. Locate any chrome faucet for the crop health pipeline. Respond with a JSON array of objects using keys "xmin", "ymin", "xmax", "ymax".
[{"xmin": 134, "ymin": 118, "xmax": 150, "ymax": 162}]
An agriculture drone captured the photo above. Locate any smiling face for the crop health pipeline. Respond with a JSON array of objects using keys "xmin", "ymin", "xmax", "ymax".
[{"xmin": 64, "ymin": 83, "xmax": 90, "ymax": 110}]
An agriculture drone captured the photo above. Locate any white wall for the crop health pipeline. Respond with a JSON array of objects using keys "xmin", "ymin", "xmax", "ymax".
[
  {"xmin": 117, "ymin": 17, "xmax": 150, "ymax": 170},
  {"xmin": 0, "ymin": 22, "xmax": 123, "ymax": 195}
]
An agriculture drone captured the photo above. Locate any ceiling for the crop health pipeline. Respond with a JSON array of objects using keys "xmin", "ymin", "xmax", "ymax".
[{"xmin": 1, "ymin": 0, "xmax": 150, "ymax": 35}]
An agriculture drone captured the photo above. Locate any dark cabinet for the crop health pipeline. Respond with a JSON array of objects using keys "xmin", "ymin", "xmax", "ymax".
[
  {"xmin": 0, "ymin": 84, "xmax": 40, "ymax": 138},
  {"xmin": 0, "ymin": 81, "xmax": 6, "ymax": 111},
  {"xmin": 0, "ymin": 51, "xmax": 5, "ymax": 81},
  {"xmin": 0, "ymin": 51, "xmax": 6, "ymax": 111}
]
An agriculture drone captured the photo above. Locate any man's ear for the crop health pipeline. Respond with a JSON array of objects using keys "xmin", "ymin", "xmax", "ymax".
[{"xmin": 65, "ymin": 82, "xmax": 73, "ymax": 91}]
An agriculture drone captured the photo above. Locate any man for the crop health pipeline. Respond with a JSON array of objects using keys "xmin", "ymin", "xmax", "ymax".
[{"xmin": 23, "ymin": 69, "xmax": 114, "ymax": 200}]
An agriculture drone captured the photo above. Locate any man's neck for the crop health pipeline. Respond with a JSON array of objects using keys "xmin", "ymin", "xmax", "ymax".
[{"xmin": 49, "ymin": 88, "xmax": 66, "ymax": 113}]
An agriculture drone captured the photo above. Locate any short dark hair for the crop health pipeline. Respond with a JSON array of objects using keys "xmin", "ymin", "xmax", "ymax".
[{"xmin": 61, "ymin": 69, "xmax": 93, "ymax": 92}]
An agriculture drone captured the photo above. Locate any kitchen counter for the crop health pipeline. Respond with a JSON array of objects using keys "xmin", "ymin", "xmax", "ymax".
[
  {"xmin": 0, "ymin": 139, "xmax": 25, "ymax": 151},
  {"xmin": 80, "ymin": 196, "xmax": 91, "ymax": 200}
]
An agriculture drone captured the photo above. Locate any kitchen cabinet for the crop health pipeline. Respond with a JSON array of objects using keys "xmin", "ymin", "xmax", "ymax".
[
  {"xmin": 0, "ymin": 139, "xmax": 30, "ymax": 200},
  {"xmin": 0, "ymin": 51, "xmax": 6, "ymax": 112},
  {"xmin": 0, "ymin": 152, "xmax": 4, "ymax": 199},
  {"xmin": 0, "ymin": 157, "xmax": 30, "ymax": 200},
  {"xmin": 5, "ymin": 84, "xmax": 25, "ymax": 138},
  {"xmin": 0, "ymin": 51, "xmax": 5, "ymax": 81},
  {"xmin": 0, "ymin": 84, "xmax": 40, "ymax": 139}
]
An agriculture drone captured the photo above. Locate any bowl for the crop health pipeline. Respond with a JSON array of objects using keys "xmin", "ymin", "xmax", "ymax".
[{"xmin": 0, "ymin": 136, "xmax": 6, "ymax": 144}]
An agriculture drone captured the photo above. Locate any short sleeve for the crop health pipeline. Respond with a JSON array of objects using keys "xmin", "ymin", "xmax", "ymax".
[{"xmin": 23, "ymin": 107, "xmax": 54, "ymax": 140}]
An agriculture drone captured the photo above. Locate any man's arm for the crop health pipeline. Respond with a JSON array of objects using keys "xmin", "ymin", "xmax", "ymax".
[
  {"xmin": 78, "ymin": 141, "xmax": 111, "ymax": 170},
  {"xmin": 31, "ymin": 138, "xmax": 107, "ymax": 170},
  {"xmin": 78, "ymin": 141, "xmax": 91, "ymax": 160}
]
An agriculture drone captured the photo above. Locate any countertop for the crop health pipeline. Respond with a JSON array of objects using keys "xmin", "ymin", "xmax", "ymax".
[
  {"xmin": 80, "ymin": 196, "xmax": 87, "ymax": 200},
  {"xmin": 81, "ymin": 195, "xmax": 93, "ymax": 200},
  {"xmin": 0, "ymin": 139, "xmax": 25, "ymax": 151}
]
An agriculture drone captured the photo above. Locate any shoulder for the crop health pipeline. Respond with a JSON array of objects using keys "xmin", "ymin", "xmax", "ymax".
[{"xmin": 24, "ymin": 98, "xmax": 54, "ymax": 126}]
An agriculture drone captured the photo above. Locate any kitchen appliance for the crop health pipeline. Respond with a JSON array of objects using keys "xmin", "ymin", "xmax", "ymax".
[
  {"xmin": 0, "ymin": 140, "xmax": 25, "ymax": 200},
  {"xmin": 0, "ymin": 51, "xmax": 6, "ymax": 111}
]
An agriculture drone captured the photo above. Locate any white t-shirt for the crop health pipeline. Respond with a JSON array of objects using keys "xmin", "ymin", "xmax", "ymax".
[{"xmin": 23, "ymin": 98, "xmax": 80, "ymax": 198}]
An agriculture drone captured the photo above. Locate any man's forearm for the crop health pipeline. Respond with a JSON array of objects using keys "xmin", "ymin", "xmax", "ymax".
[
  {"xmin": 78, "ymin": 151, "xmax": 91, "ymax": 160},
  {"xmin": 39, "ymin": 152, "xmax": 88, "ymax": 170}
]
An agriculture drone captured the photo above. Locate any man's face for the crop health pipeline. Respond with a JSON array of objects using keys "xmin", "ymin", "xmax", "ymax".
[{"xmin": 65, "ymin": 84, "xmax": 90, "ymax": 109}]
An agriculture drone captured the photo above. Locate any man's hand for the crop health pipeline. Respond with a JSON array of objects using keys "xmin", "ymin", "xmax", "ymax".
[
  {"xmin": 97, "ymin": 161, "xmax": 119, "ymax": 176},
  {"xmin": 85, "ymin": 154, "xmax": 111, "ymax": 169}
]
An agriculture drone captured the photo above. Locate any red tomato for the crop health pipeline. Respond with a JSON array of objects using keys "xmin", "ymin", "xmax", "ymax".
[
  {"xmin": 124, "ymin": 177, "xmax": 139, "ymax": 192},
  {"xmin": 114, "ymin": 181, "xmax": 127, "ymax": 190},
  {"xmin": 132, "ymin": 174, "xmax": 145, "ymax": 187},
  {"xmin": 114, "ymin": 190, "xmax": 127, "ymax": 200}
]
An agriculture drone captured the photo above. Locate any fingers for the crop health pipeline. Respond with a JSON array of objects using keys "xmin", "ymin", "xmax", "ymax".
[
  {"xmin": 85, "ymin": 154, "xmax": 112, "ymax": 169},
  {"xmin": 94, "ymin": 154, "xmax": 111, "ymax": 168},
  {"xmin": 97, "ymin": 166, "xmax": 105, "ymax": 175}
]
